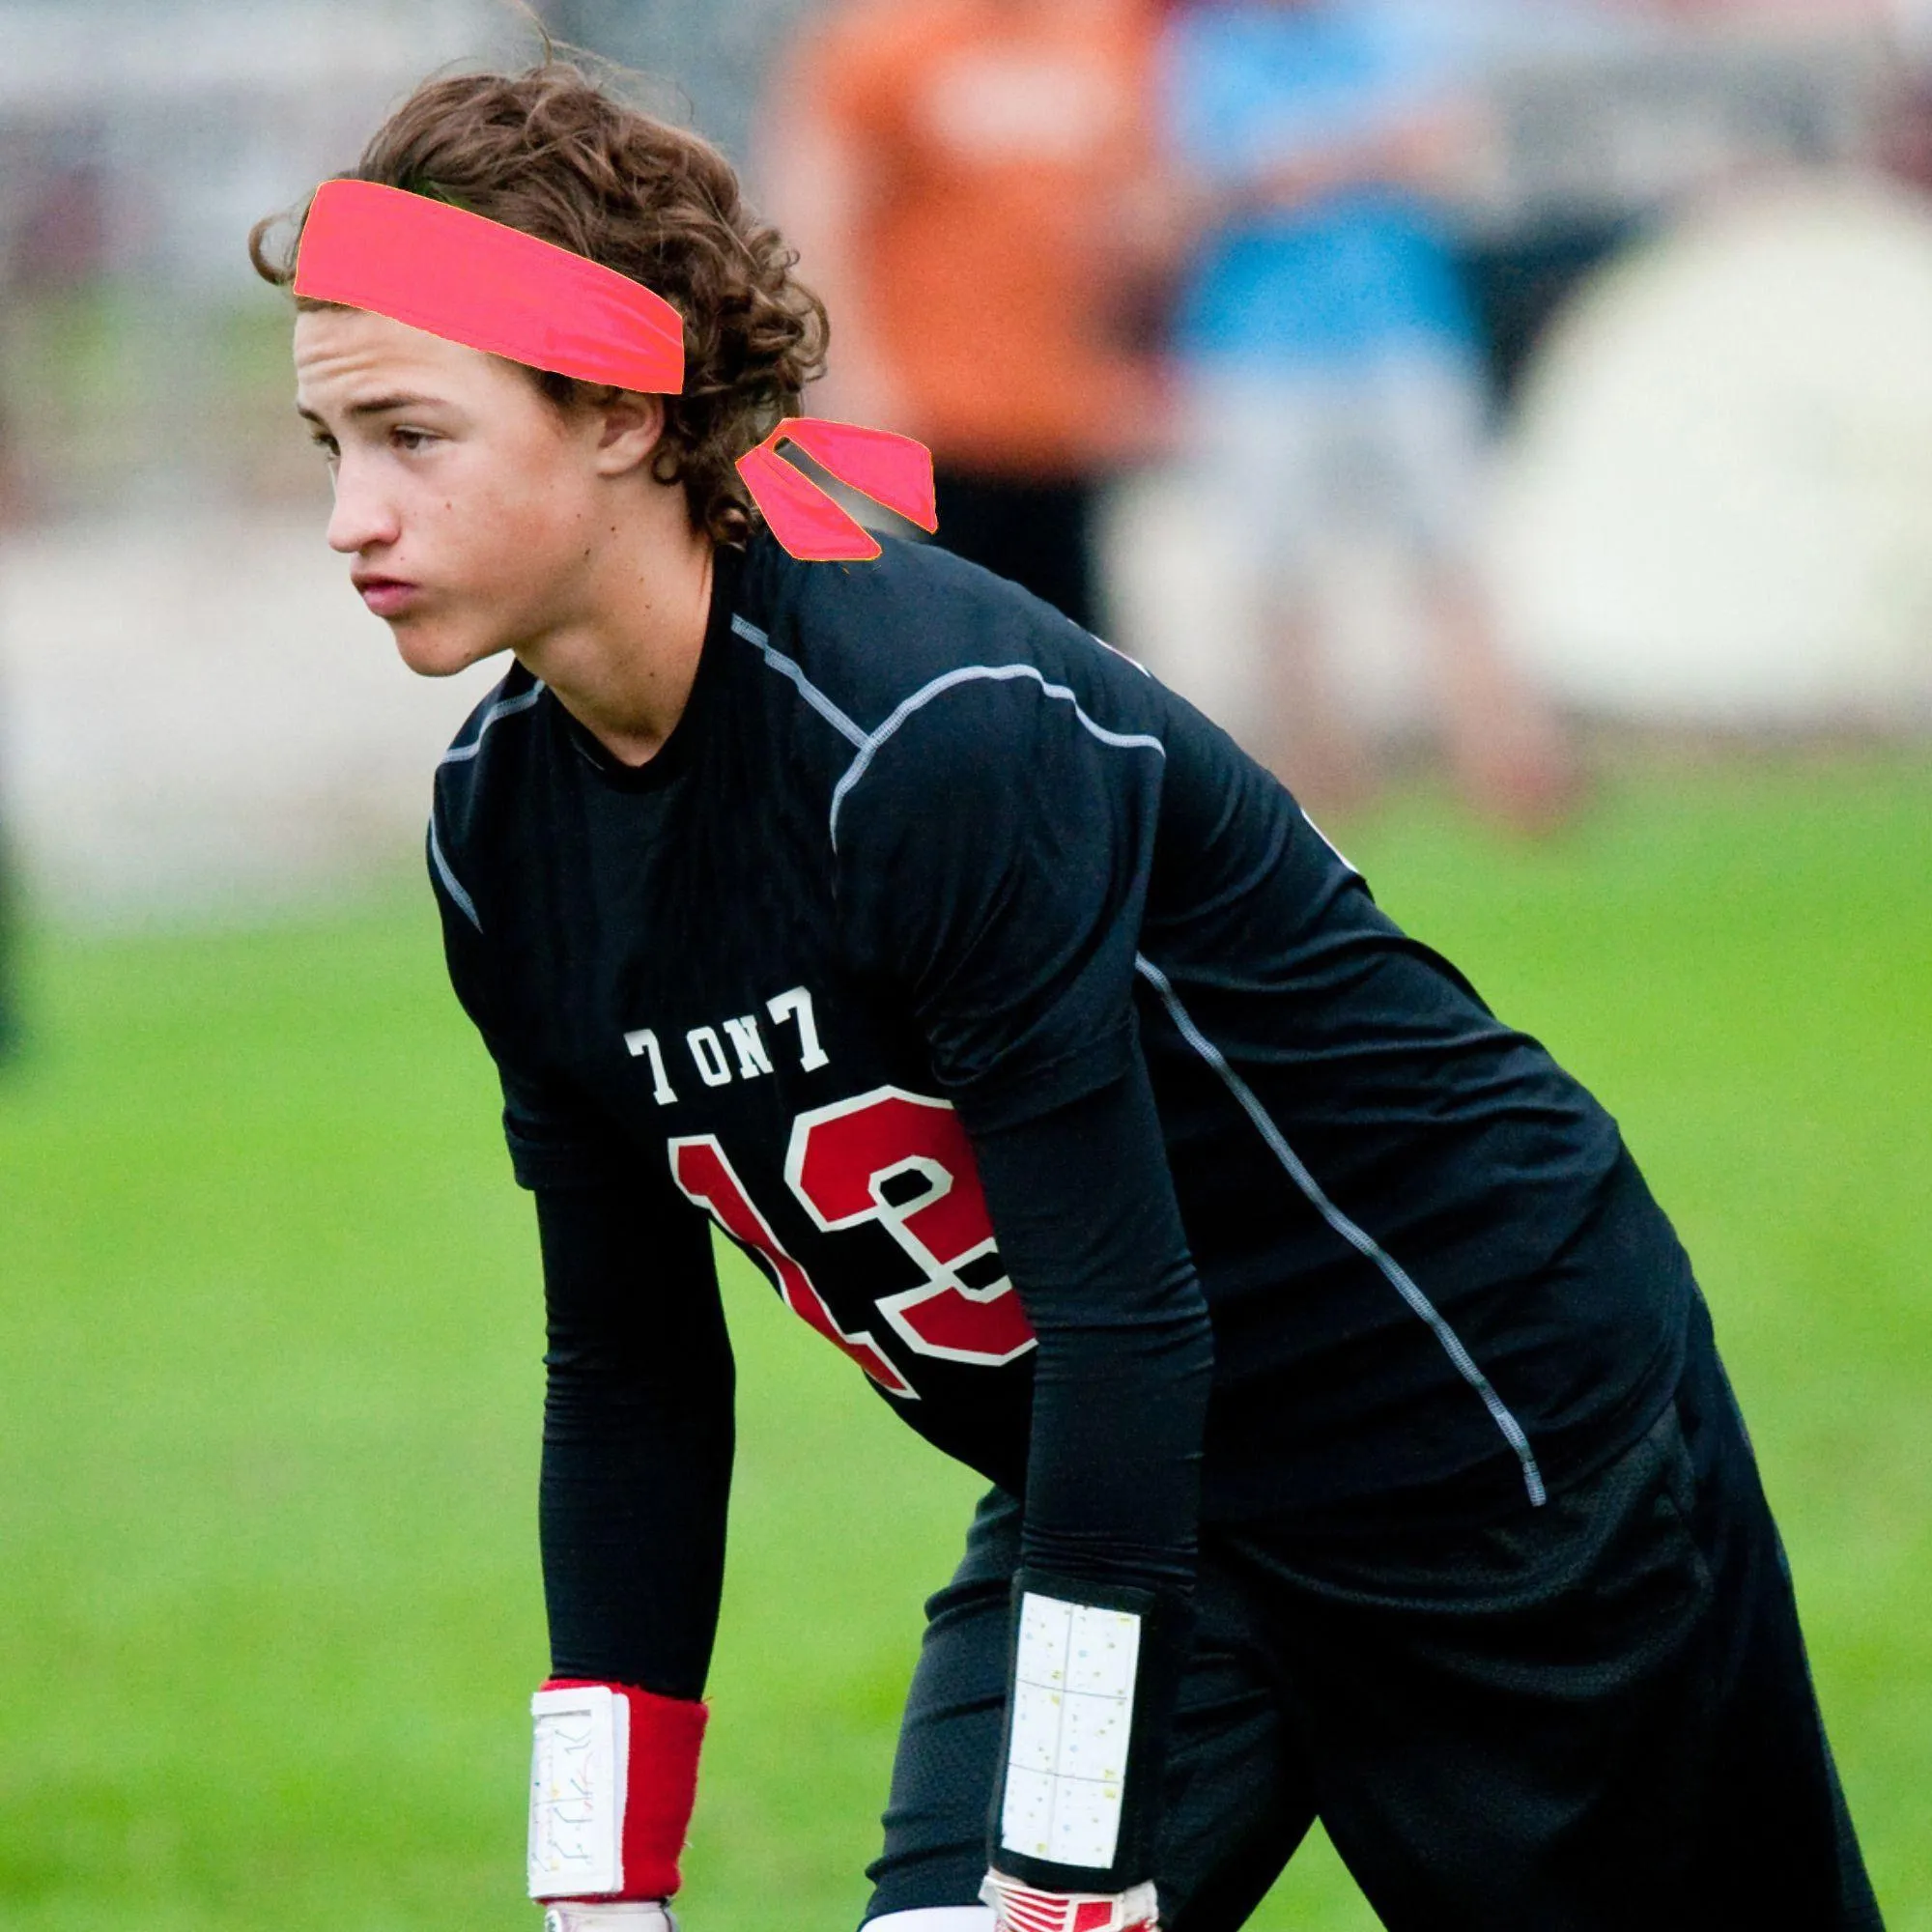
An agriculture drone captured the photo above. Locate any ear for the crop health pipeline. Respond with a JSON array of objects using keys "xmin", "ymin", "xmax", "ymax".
[{"xmin": 590, "ymin": 391, "xmax": 667, "ymax": 478}]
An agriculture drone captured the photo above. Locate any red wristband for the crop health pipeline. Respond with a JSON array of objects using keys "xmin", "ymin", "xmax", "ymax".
[{"xmin": 540, "ymin": 1679, "xmax": 708, "ymax": 1900}]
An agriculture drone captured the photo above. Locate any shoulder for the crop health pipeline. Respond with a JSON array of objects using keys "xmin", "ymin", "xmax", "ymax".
[
  {"xmin": 741, "ymin": 528, "xmax": 1165, "ymax": 751},
  {"xmin": 733, "ymin": 537, "xmax": 1172, "ymax": 858}
]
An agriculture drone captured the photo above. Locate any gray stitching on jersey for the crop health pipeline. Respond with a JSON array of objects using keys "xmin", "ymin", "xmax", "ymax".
[
  {"xmin": 731, "ymin": 613, "xmax": 868, "ymax": 749},
  {"xmin": 827, "ymin": 664, "xmax": 1167, "ymax": 851},
  {"xmin": 1133, "ymin": 952, "xmax": 1548, "ymax": 1509},
  {"xmin": 438, "ymin": 681, "xmax": 545, "ymax": 765},
  {"xmin": 427, "ymin": 812, "xmax": 481, "ymax": 932}
]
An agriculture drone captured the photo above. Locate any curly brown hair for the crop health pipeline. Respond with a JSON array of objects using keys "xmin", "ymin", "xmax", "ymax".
[{"xmin": 249, "ymin": 61, "xmax": 829, "ymax": 546}]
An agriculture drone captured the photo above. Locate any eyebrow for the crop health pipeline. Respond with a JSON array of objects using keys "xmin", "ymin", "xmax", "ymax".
[{"xmin": 296, "ymin": 392, "xmax": 445, "ymax": 427}]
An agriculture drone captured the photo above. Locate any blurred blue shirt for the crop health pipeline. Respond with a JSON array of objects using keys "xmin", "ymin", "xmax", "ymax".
[{"xmin": 1162, "ymin": 0, "xmax": 1482, "ymax": 369}]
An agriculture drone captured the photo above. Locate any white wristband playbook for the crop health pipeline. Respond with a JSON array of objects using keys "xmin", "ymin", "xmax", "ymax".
[
  {"xmin": 526, "ymin": 1674, "xmax": 708, "ymax": 1911},
  {"xmin": 1000, "ymin": 1592, "xmax": 1145, "ymax": 1869},
  {"xmin": 529, "ymin": 1685, "xmax": 632, "ymax": 1899}
]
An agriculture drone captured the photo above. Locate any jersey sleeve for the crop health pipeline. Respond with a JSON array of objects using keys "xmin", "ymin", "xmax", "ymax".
[
  {"xmin": 967, "ymin": 1059, "xmax": 1212, "ymax": 1893},
  {"xmin": 536, "ymin": 1181, "xmax": 734, "ymax": 1700},
  {"xmin": 836, "ymin": 671, "xmax": 1212, "ymax": 1893},
  {"xmin": 833, "ymin": 668, "xmax": 1166, "ymax": 1131},
  {"xmin": 427, "ymin": 805, "xmax": 734, "ymax": 1699}
]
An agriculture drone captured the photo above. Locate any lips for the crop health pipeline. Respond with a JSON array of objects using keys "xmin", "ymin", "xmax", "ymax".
[{"xmin": 355, "ymin": 575, "xmax": 419, "ymax": 617}]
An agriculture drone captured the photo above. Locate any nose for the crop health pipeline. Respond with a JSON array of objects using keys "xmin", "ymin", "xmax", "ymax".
[{"xmin": 326, "ymin": 454, "xmax": 402, "ymax": 556}]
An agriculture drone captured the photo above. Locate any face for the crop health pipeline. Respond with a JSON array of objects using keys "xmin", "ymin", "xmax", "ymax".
[{"xmin": 294, "ymin": 306, "xmax": 660, "ymax": 677}]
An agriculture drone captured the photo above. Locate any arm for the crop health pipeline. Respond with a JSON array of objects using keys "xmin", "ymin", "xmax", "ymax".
[
  {"xmin": 835, "ymin": 650, "xmax": 1206, "ymax": 1910},
  {"xmin": 528, "ymin": 1183, "xmax": 732, "ymax": 1919},
  {"xmin": 967, "ymin": 1060, "xmax": 1212, "ymax": 1912},
  {"xmin": 536, "ymin": 1182, "xmax": 733, "ymax": 1700},
  {"xmin": 427, "ymin": 809, "xmax": 730, "ymax": 1914},
  {"xmin": 968, "ymin": 1065, "xmax": 1209, "ymax": 1603},
  {"xmin": 1236, "ymin": 97, "xmax": 1489, "ymax": 213},
  {"xmin": 1159, "ymin": 12, "xmax": 1490, "ymax": 224}
]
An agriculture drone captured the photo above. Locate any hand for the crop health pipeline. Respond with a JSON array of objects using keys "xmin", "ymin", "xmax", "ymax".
[
  {"xmin": 539, "ymin": 1904, "xmax": 676, "ymax": 1932},
  {"xmin": 980, "ymin": 1869, "xmax": 1160, "ymax": 1932}
]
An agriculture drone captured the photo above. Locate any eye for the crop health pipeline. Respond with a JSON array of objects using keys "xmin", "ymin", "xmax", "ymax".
[
  {"xmin": 308, "ymin": 432, "xmax": 338, "ymax": 460},
  {"xmin": 391, "ymin": 426, "xmax": 439, "ymax": 453}
]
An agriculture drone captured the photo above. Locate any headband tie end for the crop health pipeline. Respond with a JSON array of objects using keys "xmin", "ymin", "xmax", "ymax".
[{"xmin": 739, "ymin": 418, "xmax": 936, "ymax": 563}]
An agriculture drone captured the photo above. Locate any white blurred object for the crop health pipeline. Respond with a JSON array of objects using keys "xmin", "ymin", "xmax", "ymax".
[
  {"xmin": 1891, "ymin": 0, "xmax": 1932, "ymax": 67},
  {"xmin": 1098, "ymin": 471, "xmax": 1437, "ymax": 744},
  {"xmin": 0, "ymin": 510, "xmax": 506, "ymax": 917},
  {"xmin": 1490, "ymin": 176, "xmax": 1932, "ymax": 726}
]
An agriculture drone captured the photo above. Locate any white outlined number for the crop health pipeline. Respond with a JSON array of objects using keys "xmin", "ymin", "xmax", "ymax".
[
  {"xmin": 669, "ymin": 1133, "xmax": 915, "ymax": 1398},
  {"xmin": 668, "ymin": 1087, "xmax": 1036, "ymax": 1393},
  {"xmin": 786, "ymin": 1088, "xmax": 1036, "ymax": 1367}
]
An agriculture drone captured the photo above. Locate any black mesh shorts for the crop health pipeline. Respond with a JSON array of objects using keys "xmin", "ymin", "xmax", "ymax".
[{"xmin": 862, "ymin": 1289, "xmax": 1882, "ymax": 1930}]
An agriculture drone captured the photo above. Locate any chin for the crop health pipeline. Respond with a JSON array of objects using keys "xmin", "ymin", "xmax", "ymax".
[{"xmin": 391, "ymin": 621, "xmax": 510, "ymax": 680}]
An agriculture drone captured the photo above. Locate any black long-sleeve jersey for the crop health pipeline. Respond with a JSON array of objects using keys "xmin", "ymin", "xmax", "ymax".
[{"xmin": 430, "ymin": 530, "xmax": 1692, "ymax": 1883}]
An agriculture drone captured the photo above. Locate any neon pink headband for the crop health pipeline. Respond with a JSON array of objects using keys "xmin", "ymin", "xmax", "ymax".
[{"xmin": 294, "ymin": 178, "xmax": 934, "ymax": 561}]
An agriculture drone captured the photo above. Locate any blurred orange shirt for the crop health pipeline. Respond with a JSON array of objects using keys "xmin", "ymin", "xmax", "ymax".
[{"xmin": 792, "ymin": 0, "xmax": 1168, "ymax": 478}]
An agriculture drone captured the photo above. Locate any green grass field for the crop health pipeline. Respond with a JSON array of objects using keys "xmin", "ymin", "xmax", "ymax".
[{"xmin": 1, "ymin": 753, "xmax": 1926, "ymax": 1931}]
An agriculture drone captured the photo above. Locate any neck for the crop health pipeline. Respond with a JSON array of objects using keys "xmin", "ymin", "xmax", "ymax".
[{"xmin": 516, "ymin": 502, "xmax": 718, "ymax": 768}]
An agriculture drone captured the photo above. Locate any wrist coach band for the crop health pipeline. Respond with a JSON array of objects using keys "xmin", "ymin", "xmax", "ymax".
[{"xmin": 529, "ymin": 1678, "xmax": 707, "ymax": 1901}]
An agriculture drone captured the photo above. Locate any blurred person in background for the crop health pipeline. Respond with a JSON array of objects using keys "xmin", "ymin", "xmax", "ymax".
[
  {"xmin": 0, "ymin": 409, "xmax": 16, "ymax": 1065},
  {"xmin": 1444, "ymin": 0, "xmax": 1651, "ymax": 408},
  {"xmin": 1880, "ymin": 0, "xmax": 1932, "ymax": 188},
  {"xmin": 0, "ymin": 147, "xmax": 111, "ymax": 1064},
  {"xmin": 1150, "ymin": 0, "xmax": 1577, "ymax": 829},
  {"xmin": 758, "ymin": 0, "xmax": 1171, "ymax": 633},
  {"xmin": 0, "ymin": 398, "xmax": 29, "ymax": 1068}
]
